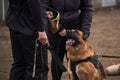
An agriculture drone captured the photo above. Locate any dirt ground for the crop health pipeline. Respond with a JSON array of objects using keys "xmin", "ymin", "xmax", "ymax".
[{"xmin": 0, "ymin": 8, "xmax": 120, "ymax": 80}]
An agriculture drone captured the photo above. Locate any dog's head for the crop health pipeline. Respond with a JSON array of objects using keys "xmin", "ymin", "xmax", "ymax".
[
  {"xmin": 66, "ymin": 30, "xmax": 95, "ymax": 61},
  {"xmin": 66, "ymin": 30, "xmax": 85, "ymax": 49},
  {"xmin": 66, "ymin": 30, "xmax": 83, "ymax": 46}
]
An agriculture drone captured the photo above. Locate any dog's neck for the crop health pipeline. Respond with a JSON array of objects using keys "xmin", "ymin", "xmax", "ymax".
[{"xmin": 67, "ymin": 41, "xmax": 95, "ymax": 61}]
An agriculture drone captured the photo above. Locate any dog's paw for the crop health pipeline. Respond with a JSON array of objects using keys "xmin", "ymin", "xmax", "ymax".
[{"xmin": 106, "ymin": 64, "xmax": 120, "ymax": 76}]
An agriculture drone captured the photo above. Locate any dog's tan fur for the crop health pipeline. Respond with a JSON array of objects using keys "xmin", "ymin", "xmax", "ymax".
[
  {"xmin": 48, "ymin": 19, "xmax": 59, "ymax": 34},
  {"xmin": 66, "ymin": 30, "xmax": 107, "ymax": 80}
]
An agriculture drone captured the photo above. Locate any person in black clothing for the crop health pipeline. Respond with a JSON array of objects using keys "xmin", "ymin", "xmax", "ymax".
[
  {"xmin": 44, "ymin": 0, "xmax": 94, "ymax": 80},
  {"xmin": 5, "ymin": 0, "xmax": 49, "ymax": 80}
]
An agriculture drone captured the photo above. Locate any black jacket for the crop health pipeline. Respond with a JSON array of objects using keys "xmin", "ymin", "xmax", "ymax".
[
  {"xmin": 44, "ymin": 0, "xmax": 94, "ymax": 34},
  {"xmin": 6, "ymin": 0, "xmax": 47, "ymax": 35}
]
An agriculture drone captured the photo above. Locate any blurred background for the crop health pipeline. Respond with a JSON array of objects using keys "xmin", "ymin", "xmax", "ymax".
[{"xmin": 0, "ymin": 0, "xmax": 120, "ymax": 80}]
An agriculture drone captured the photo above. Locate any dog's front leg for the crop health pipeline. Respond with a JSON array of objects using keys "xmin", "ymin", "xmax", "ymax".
[{"xmin": 67, "ymin": 59, "xmax": 74, "ymax": 80}]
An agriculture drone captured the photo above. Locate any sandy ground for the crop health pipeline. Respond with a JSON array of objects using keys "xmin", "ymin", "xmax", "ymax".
[{"xmin": 0, "ymin": 8, "xmax": 120, "ymax": 80}]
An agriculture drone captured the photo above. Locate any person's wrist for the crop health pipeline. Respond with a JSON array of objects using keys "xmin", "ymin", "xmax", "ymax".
[
  {"xmin": 58, "ymin": 29, "xmax": 67, "ymax": 37},
  {"xmin": 83, "ymin": 32, "xmax": 90, "ymax": 40},
  {"xmin": 57, "ymin": 26, "xmax": 65, "ymax": 33}
]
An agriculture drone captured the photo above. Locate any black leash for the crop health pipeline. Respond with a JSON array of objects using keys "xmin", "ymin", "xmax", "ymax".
[
  {"xmin": 34, "ymin": 32, "xmax": 67, "ymax": 73},
  {"xmin": 47, "ymin": 44, "xmax": 67, "ymax": 72},
  {"xmin": 32, "ymin": 39, "xmax": 67, "ymax": 79},
  {"xmin": 98, "ymin": 54, "xmax": 120, "ymax": 58}
]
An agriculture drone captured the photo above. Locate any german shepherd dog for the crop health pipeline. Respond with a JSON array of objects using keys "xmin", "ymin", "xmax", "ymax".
[{"xmin": 66, "ymin": 30, "xmax": 107, "ymax": 80}]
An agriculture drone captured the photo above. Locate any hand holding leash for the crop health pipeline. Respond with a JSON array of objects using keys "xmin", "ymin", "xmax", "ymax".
[
  {"xmin": 46, "ymin": 11, "xmax": 54, "ymax": 19},
  {"xmin": 59, "ymin": 29, "xmax": 67, "ymax": 37},
  {"xmin": 83, "ymin": 32, "xmax": 90, "ymax": 40},
  {"xmin": 37, "ymin": 31, "xmax": 48, "ymax": 45}
]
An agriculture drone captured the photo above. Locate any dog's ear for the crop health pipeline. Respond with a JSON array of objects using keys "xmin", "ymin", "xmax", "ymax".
[
  {"xmin": 76, "ymin": 30, "xmax": 83, "ymax": 36},
  {"xmin": 74, "ymin": 30, "xmax": 83, "ymax": 40}
]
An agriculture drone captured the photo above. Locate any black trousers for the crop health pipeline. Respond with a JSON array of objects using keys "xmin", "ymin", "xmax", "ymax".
[
  {"xmin": 48, "ymin": 33, "xmax": 66, "ymax": 80},
  {"xmin": 9, "ymin": 29, "xmax": 48, "ymax": 80}
]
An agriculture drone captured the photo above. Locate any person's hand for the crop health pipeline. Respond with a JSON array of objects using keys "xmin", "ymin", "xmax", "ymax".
[
  {"xmin": 46, "ymin": 11, "xmax": 54, "ymax": 19},
  {"xmin": 37, "ymin": 31, "xmax": 48, "ymax": 45},
  {"xmin": 83, "ymin": 33, "xmax": 90, "ymax": 41},
  {"xmin": 59, "ymin": 29, "xmax": 67, "ymax": 37}
]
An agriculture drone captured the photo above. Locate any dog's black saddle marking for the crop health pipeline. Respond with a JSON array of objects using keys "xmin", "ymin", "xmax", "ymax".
[{"xmin": 70, "ymin": 55, "xmax": 106, "ymax": 80}]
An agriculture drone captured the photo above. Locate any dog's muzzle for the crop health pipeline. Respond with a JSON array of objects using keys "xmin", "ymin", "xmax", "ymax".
[
  {"xmin": 66, "ymin": 39, "xmax": 80, "ymax": 46},
  {"xmin": 66, "ymin": 30, "xmax": 80, "ymax": 46},
  {"xmin": 66, "ymin": 39, "xmax": 75, "ymax": 46}
]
